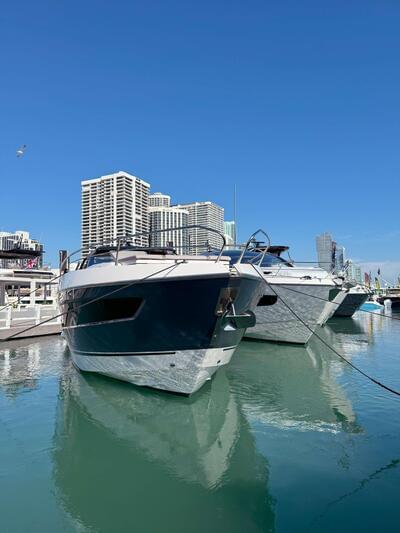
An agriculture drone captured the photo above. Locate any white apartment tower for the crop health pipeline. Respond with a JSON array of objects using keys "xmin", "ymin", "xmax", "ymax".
[
  {"xmin": 174, "ymin": 201, "xmax": 224, "ymax": 254},
  {"xmin": 81, "ymin": 171, "xmax": 150, "ymax": 256},
  {"xmin": 149, "ymin": 192, "xmax": 171, "ymax": 208},
  {"xmin": 149, "ymin": 207, "xmax": 189, "ymax": 255}
]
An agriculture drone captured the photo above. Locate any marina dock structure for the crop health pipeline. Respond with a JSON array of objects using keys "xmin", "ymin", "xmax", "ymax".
[
  {"xmin": 377, "ymin": 286, "xmax": 400, "ymax": 309},
  {"xmin": 0, "ymin": 248, "xmax": 61, "ymax": 340}
]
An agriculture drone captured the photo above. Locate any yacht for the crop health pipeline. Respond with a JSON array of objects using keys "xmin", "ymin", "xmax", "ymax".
[
  {"xmin": 58, "ymin": 229, "xmax": 263, "ymax": 395},
  {"xmin": 222, "ymin": 245, "xmax": 346, "ymax": 344},
  {"xmin": 333, "ymin": 283, "xmax": 370, "ymax": 317}
]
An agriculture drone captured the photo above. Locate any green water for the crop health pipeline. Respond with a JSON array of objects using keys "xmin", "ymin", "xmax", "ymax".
[{"xmin": 0, "ymin": 311, "xmax": 399, "ymax": 532}]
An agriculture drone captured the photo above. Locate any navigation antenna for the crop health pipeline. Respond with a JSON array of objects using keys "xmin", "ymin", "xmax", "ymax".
[{"xmin": 233, "ymin": 183, "xmax": 237, "ymax": 246}]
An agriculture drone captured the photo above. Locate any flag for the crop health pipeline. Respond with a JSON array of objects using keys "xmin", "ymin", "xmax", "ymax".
[
  {"xmin": 364, "ymin": 272, "xmax": 370, "ymax": 287},
  {"xmin": 25, "ymin": 257, "xmax": 38, "ymax": 269},
  {"xmin": 375, "ymin": 277, "xmax": 381, "ymax": 291},
  {"xmin": 377, "ymin": 268, "xmax": 381, "ymax": 276}
]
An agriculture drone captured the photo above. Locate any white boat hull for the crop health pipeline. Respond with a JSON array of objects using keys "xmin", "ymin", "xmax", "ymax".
[
  {"xmin": 70, "ymin": 346, "xmax": 236, "ymax": 395},
  {"xmin": 245, "ymin": 283, "xmax": 346, "ymax": 344}
]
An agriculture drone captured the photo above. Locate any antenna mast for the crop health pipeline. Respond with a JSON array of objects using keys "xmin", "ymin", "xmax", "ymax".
[{"xmin": 233, "ymin": 184, "xmax": 237, "ymax": 246}]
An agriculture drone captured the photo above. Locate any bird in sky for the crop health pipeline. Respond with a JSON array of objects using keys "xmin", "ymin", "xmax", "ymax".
[{"xmin": 16, "ymin": 144, "xmax": 27, "ymax": 157}]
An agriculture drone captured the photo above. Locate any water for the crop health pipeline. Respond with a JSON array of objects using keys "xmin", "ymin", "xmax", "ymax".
[{"xmin": 0, "ymin": 311, "xmax": 399, "ymax": 533}]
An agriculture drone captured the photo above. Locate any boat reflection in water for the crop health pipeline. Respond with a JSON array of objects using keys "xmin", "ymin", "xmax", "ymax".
[
  {"xmin": 0, "ymin": 321, "xmax": 367, "ymax": 532},
  {"xmin": 53, "ymin": 364, "xmax": 276, "ymax": 533},
  {"xmin": 325, "ymin": 318, "xmax": 370, "ymax": 354},
  {"xmin": 230, "ymin": 331, "xmax": 363, "ymax": 434}
]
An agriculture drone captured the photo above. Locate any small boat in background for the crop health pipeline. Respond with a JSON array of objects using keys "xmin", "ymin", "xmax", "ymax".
[{"xmin": 360, "ymin": 299, "xmax": 384, "ymax": 312}]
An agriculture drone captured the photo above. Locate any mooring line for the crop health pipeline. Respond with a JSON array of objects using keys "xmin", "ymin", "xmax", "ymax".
[
  {"xmin": 1, "ymin": 262, "xmax": 182, "ymax": 342},
  {"xmin": 274, "ymin": 283, "xmax": 400, "ymax": 322},
  {"xmin": 251, "ymin": 265, "xmax": 400, "ymax": 397}
]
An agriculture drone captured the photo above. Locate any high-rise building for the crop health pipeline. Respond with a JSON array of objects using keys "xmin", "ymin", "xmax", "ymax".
[
  {"xmin": 347, "ymin": 261, "xmax": 362, "ymax": 284},
  {"xmin": 224, "ymin": 221, "xmax": 236, "ymax": 246},
  {"xmin": 149, "ymin": 204, "xmax": 189, "ymax": 254},
  {"xmin": 0, "ymin": 230, "xmax": 43, "ymax": 268},
  {"xmin": 316, "ymin": 232, "xmax": 334, "ymax": 272},
  {"xmin": 335, "ymin": 245, "xmax": 346, "ymax": 272},
  {"xmin": 174, "ymin": 201, "xmax": 224, "ymax": 254},
  {"xmin": 81, "ymin": 171, "xmax": 150, "ymax": 256},
  {"xmin": 149, "ymin": 192, "xmax": 171, "ymax": 208}
]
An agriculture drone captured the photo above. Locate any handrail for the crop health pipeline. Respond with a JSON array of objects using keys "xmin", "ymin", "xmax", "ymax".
[
  {"xmin": 60, "ymin": 225, "xmax": 227, "ymax": 272},
  {"xmin": 238, "ymin": 229, "xmax": 271, "ymax": 266},
  {"xmin": 114, "ymin": 225, "xmax": 227, "ymax": 264}
]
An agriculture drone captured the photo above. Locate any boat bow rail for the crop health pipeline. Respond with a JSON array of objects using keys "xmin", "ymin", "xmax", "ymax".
[{"xmin": 59, "ymin": 225, "xmax": 228, "ymax": 274}]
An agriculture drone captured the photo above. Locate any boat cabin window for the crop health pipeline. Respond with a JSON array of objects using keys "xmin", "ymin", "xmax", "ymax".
[
  {"xmin": 216, "ymin": 250, "xmax": 293, "ymax": 267},
  {"xmin": 85, "ymin": 254, "xmax": 114, "ymax": 267},
  {"xmin": 65, "ymin": 295, "xmax": 144, "ymax": 326}
]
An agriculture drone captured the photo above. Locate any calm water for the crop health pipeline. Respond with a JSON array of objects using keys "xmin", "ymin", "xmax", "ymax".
[{"xmin": 0, "ymin": 311, "xmax": 399, "ymax": 533}]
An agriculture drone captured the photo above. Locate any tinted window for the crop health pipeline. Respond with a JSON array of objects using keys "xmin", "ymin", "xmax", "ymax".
[
  {"xmin": 86, "ymin": 254, "xmax": 114, "ymax": 267},
  {"xmin": 216, "ymin": 250, "xmax": 292, "ymax": 267},
  {"xmin": 66, "ymin": 297, "xmax": 143, "ymax": 326}
]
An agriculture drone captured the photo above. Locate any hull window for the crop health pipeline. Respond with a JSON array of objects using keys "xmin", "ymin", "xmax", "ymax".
[
  {"xmin": 257, "ymin": 295, "xmax": 278, "ymax": 306},
  {"xmin": 66, "ymin": 297, "xmax": 143, "ymax": 326}
]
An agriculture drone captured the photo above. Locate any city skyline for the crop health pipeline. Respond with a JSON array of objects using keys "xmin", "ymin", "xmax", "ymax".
[
  {"xmin": 80, "ymin": 172, "xmax": 227, "ymax": 256},
  {"xmin": 1, "ymin": 1, "xmax": 400, "ymax": 280}
]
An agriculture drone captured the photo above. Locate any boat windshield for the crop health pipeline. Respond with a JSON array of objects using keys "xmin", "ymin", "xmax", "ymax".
[{"xmin": 208, "ymin": 250, "xmax": 293, "ymax": 267}]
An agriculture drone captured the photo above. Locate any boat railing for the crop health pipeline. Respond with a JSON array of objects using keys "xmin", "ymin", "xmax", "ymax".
[
  {"xmin": 237, "ymin": 229, "xmax": 271, "ymax": 266},
  {"xmin": 59, "ymin": 225, "xmax": 227, "ymax": 273},
  {"xmin": 113, "ymin": 225, "xmax": 227, "ymax": 265}
]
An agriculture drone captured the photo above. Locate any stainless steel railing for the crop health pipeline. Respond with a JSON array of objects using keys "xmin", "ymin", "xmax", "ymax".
[
  {"xmin": 237, "ymin": 229, "xmax": 271, "ymax": 266},
  {"xmin": 60, "ymin": 224, "xmax": 227, "ymax": 273}
]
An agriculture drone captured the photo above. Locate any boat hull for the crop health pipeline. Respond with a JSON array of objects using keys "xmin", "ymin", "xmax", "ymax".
[
  {"xmin": 60, "ymin": 271, "xmax": 261, "ymax": 394},
  {"xmin": 333, "ymin": 292, "xmax": 369, "ymax": 317},
  {"xmin": 245, "ymin": 283, "xmax": 345, "ymax": 344},
  {"xmin": 377, "ymin": 296, "xmax": 400, "ymax": 308},
  {"xmin": 70, "ymin": 346, "xmax": 236, "ymax": 395}
]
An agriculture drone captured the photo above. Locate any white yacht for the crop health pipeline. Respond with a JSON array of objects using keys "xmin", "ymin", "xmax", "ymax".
[
  {"xmin": 58, "ymin": 229, "xmax": 264, "ymax": 395},
  {"xmin": 223, "ymin": 245, "xmax": 346, "ymax": 344},
  {"xmin": 333, "ymin": 283, "xmax": 370, "ymax": 317}
]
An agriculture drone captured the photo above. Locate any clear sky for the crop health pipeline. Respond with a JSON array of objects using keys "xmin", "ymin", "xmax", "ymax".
[{"xmin": 1, "ymin": 1, "xmax": 399, "ymax": 279}]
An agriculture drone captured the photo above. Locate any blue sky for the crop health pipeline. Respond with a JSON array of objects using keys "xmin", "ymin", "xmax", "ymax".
[{"xmin": 1, "ymin": 0, "xmax": 399, "ymax": 278}]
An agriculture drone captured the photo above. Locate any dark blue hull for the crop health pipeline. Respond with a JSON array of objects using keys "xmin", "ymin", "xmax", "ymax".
[
  {"xmin": 61, "ymin": 275, "xmax": 260, "ymax": 356},
  {"xmin": 59, "ymin": 273, "xmax": 261, "ymax": 394}
]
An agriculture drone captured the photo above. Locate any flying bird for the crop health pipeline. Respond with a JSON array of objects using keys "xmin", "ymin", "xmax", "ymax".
[{"xmin": 16, "ymin": 144, "xmax": 27, "ymax": 157}]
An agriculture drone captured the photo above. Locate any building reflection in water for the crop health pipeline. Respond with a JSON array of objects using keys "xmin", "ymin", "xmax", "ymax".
[
  {"xmin": 53, "ymin": 365, "xmax": 276, "ymax": 533},
  {"xmin": 0, "ymin": 336, "xmax": 66, "ymax": 396}
]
